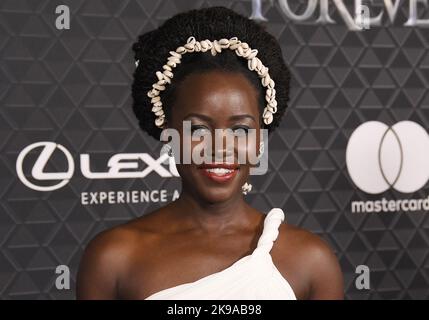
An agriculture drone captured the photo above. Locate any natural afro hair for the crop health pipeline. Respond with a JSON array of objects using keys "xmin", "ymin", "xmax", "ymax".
[{"xmin": 131, "ymin": 6, "xmax": 290, "ymax": 140}]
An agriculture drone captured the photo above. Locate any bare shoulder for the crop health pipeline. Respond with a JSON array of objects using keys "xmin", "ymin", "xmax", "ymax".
[
  {"xmin": 82, "ymin": 222, "xmax": 141, "ymax": 263},
  {"xmin": 88, "ymin": 206, "xmax": 170, "ymax": 248},
  {"xmin": 277, "ymin": 223, "xmax": 344, "ymax": 299},
  {"xmin": 280, "ymin": 223, "xmax": 336, "ymax": 261},
  {"xmin": 76, "ymin": 209, "xmax": 164, "ymax": 299}
]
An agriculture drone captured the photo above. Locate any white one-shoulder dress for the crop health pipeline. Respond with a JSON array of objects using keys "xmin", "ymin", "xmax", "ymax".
[{"xmin": 145, "ymin": 208, "xmax": 297, "ymax": 300}]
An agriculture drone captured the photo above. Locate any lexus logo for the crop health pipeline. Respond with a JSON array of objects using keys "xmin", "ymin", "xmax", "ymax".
[
  {"xmin": 16, "ymin": 141, "xmax": 74, "ymax": 191},
  {"xmin": 16, "ymin": 141, "xmax": 179, "ymax": 191},
  {"xmin": 346, "ymin": 121, "xmax": 429, "ymax": 194}
]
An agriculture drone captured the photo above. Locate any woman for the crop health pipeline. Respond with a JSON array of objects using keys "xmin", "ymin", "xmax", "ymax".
[{"xmin": 76, "ymin": 6, "xmax": 344, "ymax": 300}]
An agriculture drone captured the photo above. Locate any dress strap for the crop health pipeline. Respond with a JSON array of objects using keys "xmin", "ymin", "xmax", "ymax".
[{"xmin": 253, "ymin": 208, "xmax": 285, "ymax": 255}]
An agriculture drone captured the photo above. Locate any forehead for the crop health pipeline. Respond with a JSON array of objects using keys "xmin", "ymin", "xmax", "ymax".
[{"xmin": 172, "ymin": 70, "xmax": 260, "ymax": 120}]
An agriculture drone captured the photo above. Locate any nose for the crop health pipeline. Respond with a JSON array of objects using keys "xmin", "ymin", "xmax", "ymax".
[
  {"xmin": 213, "ymin": 147, "xmax": 234, "ymax": 162},
  {"xmin": 208, "ymin": 130, "xmax": 235, "ymax": 162}
]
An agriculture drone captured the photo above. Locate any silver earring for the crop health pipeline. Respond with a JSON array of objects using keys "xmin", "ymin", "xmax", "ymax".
[
  {"xmin": 242, "ymin": 182, "xmax": 252, "ymax": 195},
  {"xmin": 160, "ymin": 143, "xmax": 173, "ymax": 157}
]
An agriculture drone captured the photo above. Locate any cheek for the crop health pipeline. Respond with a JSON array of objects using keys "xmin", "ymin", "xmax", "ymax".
[
  {"xmin": 235, "ymin": 132, "xmax": 260, "ymax": 165},
  {"xmin": 175, "ymin": 164, "xmax": 192, "ymax": 181},
  {"xmin": 182, "ymin": 136, "xmax": 211, "ymax": 164}
]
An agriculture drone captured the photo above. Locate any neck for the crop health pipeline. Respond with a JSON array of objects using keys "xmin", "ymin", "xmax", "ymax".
[{"xmin": 172, "ymin": 188, "xmax": 254, "ymax": 233}]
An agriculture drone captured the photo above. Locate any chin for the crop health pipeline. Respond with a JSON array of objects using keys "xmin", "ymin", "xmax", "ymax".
[
  {"xmin": 199, "ymin": 185, "xmax": 239, "ymax": 203},
  {"xmin": 180, "ymin": 164, "xmax": 246, "ymax": 203},
  {"xmin": 192, "ymin": 171, "xmax": 242, "ymax": 203}
]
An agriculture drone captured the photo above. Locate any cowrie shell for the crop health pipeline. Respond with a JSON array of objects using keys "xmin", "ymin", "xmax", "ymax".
[
  {"xmin": 168, "ymin": 56, "xmax": 181, "ymax": 64},
  {"xmin": 229, "ymin": 43, "xmax": 240, "ymax": 50},
  {"xmin": 176, "ymin": 46, "xmax": 186, "ymax": 54},
  {"xmin": 262, "ymin": 76, "xmax": 269, "ymax": 87},
  {"xmin": 167, "ymin": 60, "xmax": 177, "ymax": 68},
  {"xmin": 163, "ymin": 69, "xmax": 173, "ymax": 78},
  {"xmin": 242, "ymin": 49, "xmax": 251, "ymax": 58},
  {"xmin": 259, "ymin": 66, "xmax": 268, "ymax": 77},
  {"xmin": 153, "ymin": 83, "xmax": 165, "ymax": 91},
  {"xmin": 263, "ymin": 113, "xmax": 273, "ymax": 125},
  {"xmin": 155, "ymin": 117, "xmax": 165, "ymax": 127},
  {"xmin": 155, "ymin": 109, "xmax": 164, "ymax": 116},
  {"xmin": 257, "ymin": 59, "xmax": 263, "ymax": 71},
  {"xmin": 266, "ymin": 95, "xmax": 276, "ymax": 105},
  {"xmin": 201, "ymin": 40, "xmax": 209, "ymax": 50},
  {"xmin": 229, "ymin": 37, "xmax": 238, "ymax": 45},
  {"xmin": 248, "ymin": 49, "xmax": 258, "ymax": 60},
  {"xmin": 267, "ymin": 104, "xmax": 277, "ymax": 113},
  {"xmin": 162, "ymin": 76, "xmax": 171, "ymax": 85},
  {"xmin": 187, "ymin": 36, "xmax": 196, "ymax": 44},
  {"xmin": 151, "ymin": 96, "xmax": 161, "ymax": 103},
  {"xmin": 184, "ymin": 43, "xmax": 195, "ymax": 52},
  {"xmin": 248, "ymin": 59, "xmax": 257, "ymax": 71},
  {"xmin": 213, "ymin": 41, "xmax": 221, "ymax": 53},
  {"xmin": 263, "ymin": 109, "xmax": 273, "ymax": 122},
  {"xmin": 152, "ymin": 105, "xmax": 162, "ymax": 112},
  {"xmin": 264, "ymin": 75, "xmax": 272, "ymax": 87},
  {"xmin": 251, "ymin": 58, "xmax": 260, "ymax": 73},
  {"xmin": 169, "ymin": 51, "xmax": 181, "ymax": 58},
  {"xmin": 156, "ymin": 71, "xmax": 164, "ymax": 81},
  {"xmin": 219, "ymin": 38, "xmax": 229, "ymax": 46}
]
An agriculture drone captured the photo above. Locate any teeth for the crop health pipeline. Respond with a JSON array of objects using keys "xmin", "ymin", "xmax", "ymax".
[{"xmin": 205, "ymin": 168, "xmax": 234, "ymax": 175}]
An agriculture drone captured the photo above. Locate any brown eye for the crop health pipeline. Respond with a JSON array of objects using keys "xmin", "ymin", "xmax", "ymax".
[{"xmin": 191, "ymin": 125, "xmax": 210, "ymax": 137}]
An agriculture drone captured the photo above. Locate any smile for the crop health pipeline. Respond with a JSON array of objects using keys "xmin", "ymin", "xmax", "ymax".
[{"xmin": 198, "ymin": 163, "xmax": 239, "ymax": 183}]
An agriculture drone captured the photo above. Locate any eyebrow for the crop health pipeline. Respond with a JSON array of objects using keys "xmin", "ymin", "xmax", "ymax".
[{"xmin": 184, "ymin": 113, "xmax": 256, "ymax": 123}]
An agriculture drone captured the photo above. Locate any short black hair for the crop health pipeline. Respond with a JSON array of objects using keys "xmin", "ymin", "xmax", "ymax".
[{"xmin": 131, "ymin": 6, "xmax": 290, "ymax": 140}]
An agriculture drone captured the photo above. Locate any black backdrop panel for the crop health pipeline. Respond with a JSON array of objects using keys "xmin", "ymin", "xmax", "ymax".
[{"xmin": 1, "ymin": 0, "xmax": 429, "ymax": 299}]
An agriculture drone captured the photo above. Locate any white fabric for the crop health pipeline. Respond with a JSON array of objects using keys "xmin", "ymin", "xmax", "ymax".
[{"xmin": 145, "ymin": 208, "xmax": 297, "ymax": 300}]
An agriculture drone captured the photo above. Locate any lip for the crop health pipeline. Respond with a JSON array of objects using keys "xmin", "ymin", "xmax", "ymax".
[
  {"xmin": 198, "ymin": 163, "xmax": 240, "ymax": 170},
  {"xmin": 197, "ymin": 163, "xmax": 239, "ymax": 183}
]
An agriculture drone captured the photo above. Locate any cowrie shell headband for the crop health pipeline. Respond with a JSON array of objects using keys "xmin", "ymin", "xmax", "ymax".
[{"xmin": 135, "ymin": 36, "xmax": 278, "ymax": 129}]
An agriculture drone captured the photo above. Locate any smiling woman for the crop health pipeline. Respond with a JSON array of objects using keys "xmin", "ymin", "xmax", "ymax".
[{"xmin": 76, "ymin": 6, "xmax": 344, "ymax": 300}]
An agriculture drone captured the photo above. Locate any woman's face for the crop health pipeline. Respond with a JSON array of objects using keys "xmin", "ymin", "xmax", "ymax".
[{"xmin": 167, "ymin": 70, "xmax": 261, "ymax": 203}]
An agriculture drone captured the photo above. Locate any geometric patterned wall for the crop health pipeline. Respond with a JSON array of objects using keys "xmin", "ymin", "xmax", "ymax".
[{"xmin": 1, "ymin": 0, "xmax": 428, "ymax": 299}]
